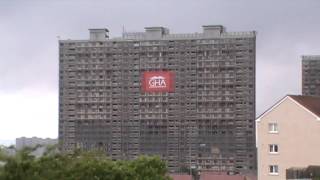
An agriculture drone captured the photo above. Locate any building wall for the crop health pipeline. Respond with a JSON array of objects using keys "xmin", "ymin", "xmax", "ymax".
[
  {"xmin": 59, "ymin": 25, "xmax": 256, "ymax": 172},
  {"xmin": 302, "ymin": 55, "xmax": 320, "ymax": 96},
  {"xmin": 257, "ymin": 97, "xmax": 320, "ymax": 180}
]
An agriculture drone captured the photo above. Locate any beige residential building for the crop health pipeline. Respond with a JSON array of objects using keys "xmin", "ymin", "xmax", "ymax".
[{"xmin": 256, "ymin": 95, "xmax": 320, "ymax": 180}]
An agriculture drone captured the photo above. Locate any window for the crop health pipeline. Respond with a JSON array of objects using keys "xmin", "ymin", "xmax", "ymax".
[
  {"xmin": 269, "ymin": 144, "xmax": 278, "ymax": 153},
  {"xmin": 269, "ymin": 165, "xmax": 279, "ymax": 175},
  {"xmin": 268, "ymin": 123, "xmax": 278, "ymax": 133}
]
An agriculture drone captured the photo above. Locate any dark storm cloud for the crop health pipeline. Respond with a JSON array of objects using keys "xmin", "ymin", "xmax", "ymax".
[{"xmin": 1, "ymin": 0, "xmax": 320, "ymax": 114}]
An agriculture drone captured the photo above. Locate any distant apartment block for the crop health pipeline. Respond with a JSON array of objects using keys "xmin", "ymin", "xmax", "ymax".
[
  {"xmin": 302, "ymin": 55, "xmax": 320, "ymax": 96},
  {"xmin": 256, "ymin": 95, "xmax": 320, "ymax": 180},
  {"xmin": 59, "ymin": 25, "xmax": 256, "ymax": 173},
  {"xmin": 16, "ymin": 137, "xmax": 57, "ymax": 150}
]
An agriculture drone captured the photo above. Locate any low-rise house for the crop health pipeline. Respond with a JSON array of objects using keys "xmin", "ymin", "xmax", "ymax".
[{"xmin": 256, "ymin": 95, "xmax": 320, "ymax": 180}]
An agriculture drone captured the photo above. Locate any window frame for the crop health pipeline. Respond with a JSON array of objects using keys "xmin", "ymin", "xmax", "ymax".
[
  {"xmin": 269, "ymin": 165, "xmax": 279, "ymax": 175},
  {"xmin": 268, "ymin": 123, "xmax": 278, "ymax": 133},
  {"xmin": 269, "ymin": 144, "xmax": 279, "ymax": 154}
]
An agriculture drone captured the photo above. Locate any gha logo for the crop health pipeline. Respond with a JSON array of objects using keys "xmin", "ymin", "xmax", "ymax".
[
  {"xmin": 148, "ymin": 76, "xmax": 167, "ymax": 88},
  {"xmin": 142, "ymin": 71, "xmax": 175, "ymax": 92}
]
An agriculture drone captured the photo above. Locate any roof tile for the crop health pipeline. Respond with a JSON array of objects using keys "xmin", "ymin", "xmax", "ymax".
[
  {"xmin": 170, "ymin": 174, "xmax": 192, "ymax": 180},
  {"xmin": 289, "ymin": 95, "xmax": 320, "ymax": 118}
]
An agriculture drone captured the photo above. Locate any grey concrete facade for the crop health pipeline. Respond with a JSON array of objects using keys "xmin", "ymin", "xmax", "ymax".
[
  {"xmin": 302, "ymin": 55, "xmax": 320, "ymax": 96},
  {"xmin": 58, "ymin": 25, "xmax": 256, "ymax": 173}
]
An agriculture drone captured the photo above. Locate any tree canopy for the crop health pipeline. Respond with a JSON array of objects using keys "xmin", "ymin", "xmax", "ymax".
[{"xmin": 0, "ymin": 148, "xmax": 172, "ymax": 180}]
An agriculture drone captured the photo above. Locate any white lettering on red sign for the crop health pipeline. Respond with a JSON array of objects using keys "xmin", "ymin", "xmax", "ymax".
[{"xmin": 148, "ymin": 76, "xmax": 167, "ymax": 88}]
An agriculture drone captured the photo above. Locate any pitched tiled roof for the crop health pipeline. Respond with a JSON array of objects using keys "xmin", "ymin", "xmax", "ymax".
[
  {"xmin": 200, "ymin": 174, "xmax": 245, "ymax": 180},
  {"xmin": 289, "ymin": 95, "xmax": 320, "ymax": 118},
  {"xmin": 256, "ymin": 95, "xmax": 320, "ymax": 121},
  {"xmin": 169, "ymin": 174, "xmax": 192, "ymax": 180}
]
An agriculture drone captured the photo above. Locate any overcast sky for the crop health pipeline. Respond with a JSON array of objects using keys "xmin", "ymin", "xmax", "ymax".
[{"xmin": 1, "ymin": 0, "xmax": 320, "ymax": 145}]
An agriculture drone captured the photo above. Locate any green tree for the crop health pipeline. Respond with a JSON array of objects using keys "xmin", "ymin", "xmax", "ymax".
[{"xmin": 0, "ymin": 148, "xmax": 172, "ymax": 180}]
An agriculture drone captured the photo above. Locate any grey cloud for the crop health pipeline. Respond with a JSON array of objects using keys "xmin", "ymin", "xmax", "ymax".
[{"xmin": 1, "ymin": 0, "xmax": 320, "ymax": 115}]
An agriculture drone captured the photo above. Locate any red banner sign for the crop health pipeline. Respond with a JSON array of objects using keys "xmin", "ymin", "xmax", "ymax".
[{"xmin": 142, "ymin": 71, "xmax": 175, "ymax": 92}]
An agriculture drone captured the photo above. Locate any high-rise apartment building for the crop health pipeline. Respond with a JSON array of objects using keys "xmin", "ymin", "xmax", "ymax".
[
  {"xmin": 59, "ymin": 25, "xmax": 256, "ymax": 173},
  {"xmin": 302, "ymin": 55, "xmax": 320, "ymax": 96}
]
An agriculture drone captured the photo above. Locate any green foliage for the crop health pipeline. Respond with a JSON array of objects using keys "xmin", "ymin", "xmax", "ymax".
[{"xmin": 0, "ymin": 148, "xmax": 172, "ymax": 180}]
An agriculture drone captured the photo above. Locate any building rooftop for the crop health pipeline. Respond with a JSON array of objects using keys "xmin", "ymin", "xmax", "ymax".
[
  {"xmin": 302, "ymin": 55, "xmax": 320, "ymax": 60},
  {"xmin": 200, "ymin": 174, "xmax": 246, "ymax": 180},
  {"xmin": 289, "ymin": 95, "xmax": 320, "ymax": 118},
  {"xmin": 169, "ymin": 174, "xmax": 192, "ymax": 180},
  {"xmin": 257, "ymin": 95, "xmax": 320, "ymax": 121},
  {"xmin": 60, "ymin": 25, "xmax": 256, "ymax": 42}
]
